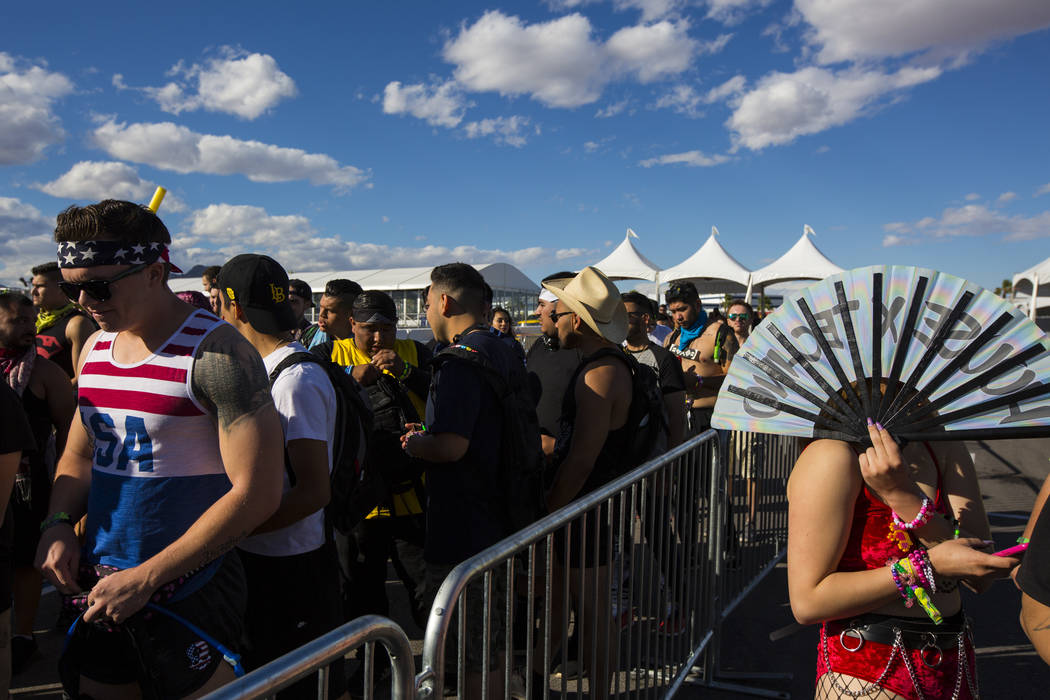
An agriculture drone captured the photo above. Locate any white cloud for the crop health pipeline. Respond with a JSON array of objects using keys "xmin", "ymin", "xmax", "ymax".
[
  {"xmin": 462, "ymin": 115, "xmax": 532, "ymax": 147},
  {"xmin": 1036, "ymin": 183, "xmax": 1050, "ymax": 197},
  {"xmin": 638, "ymin": 149, "xmax": 730, "ymax": 167},
  {"xmin": 556, "ymin": 247, "xmax": 596, "ymax": 259},
  {"xmin": 547, "ymin": 0, "xmax": 685, "ymax": 22},
  {"xmin": 706, "ymin": 0, "xmax": 771, "ymax": 25},
  {"xmin": 882, "ymin": 234, "xmax": 917, "ymax": 247},
  {"xmin": 583, "ymin": 141, "xmax": 601, "ymax": 153},
  {"xmin": 605, "ymin": 21, "xmax": 700, "ymax": 82},
  {"xmin": 0, "ymin": 197, "xmax": 57, "ymax": 281},
  {"xmin": 796, "ymin": 0, "xmax": 1050, "ymax": 65},
  {"xmin": 815, "ymin": 145, "xmax": 830, "ymax": 154},
  {"xmin": 174, "ymin": 203, "xmax": 592, "ymax": 272},
  {"xmin": 0, "ymin": 53, "xmax": 74, "ymax": 164},
  {"xmin": 885, "ymin": 203, "xmax": 1050, "ymax": 242},
  {"xmin": 382, "ymin": 80, "xmax": 469, "ymax": 127},
  {"xmin": 653, "ymin": 84, "xmax": 703, "ymax": 117},
  {"xmin": 726, "ymin": 64, "xmax": 942, "ymax": 150},
  {"xmin": 127, "ymin": 48, "xmax": 297, "ymax": 120},
  {"xmin": 998, "ymin": 192, "xmax": 1018, "ymax": 204},
  {"xmin": 595, "ymin": 98, "xmax": 630, "ymax": 118},
  {"xmin": 33, "ymin": 161, "xmax": 187, "ymax": 212},
  {"xmin": 441, "ymin": 11, "xmax": 700, "ymax": 109},
  {"xmin": 964, "ymin": 192, "xmax": 981, "ymax": 201},
  {"xmin": 91, "ymin": 118, "xmax": 369, "ymax": 190},
  {"xmin": 703, "ymin": 74, "xmax": 746, "ymax": 103}
]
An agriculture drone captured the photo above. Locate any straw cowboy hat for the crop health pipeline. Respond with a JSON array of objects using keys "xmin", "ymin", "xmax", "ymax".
[{"xmin": 542, "ymin": 266, "xmax": 628, "ymax": 344}]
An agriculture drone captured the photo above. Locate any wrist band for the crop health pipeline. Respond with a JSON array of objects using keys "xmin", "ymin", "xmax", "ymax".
[
  {"xmin": 1018, "ymin": 536, "xmax": 1031, "ymax": 545},
  {"xmin": 40, "ymin": 511, "xmax": 73, "ymax": 533},
  {"xmin": 399, "ymin": 363, "xmax": 412, "ymax": 380},
  {"xmin": 889, "ymin": 561, "xmax": 913, "ymax": 607},
  {"xmin": 892, "ymin": 497, "xmax": 933, "ymax": 531}
]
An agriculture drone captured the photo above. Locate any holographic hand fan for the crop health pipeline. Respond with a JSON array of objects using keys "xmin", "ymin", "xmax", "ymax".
[{"xmin": 711, "ymin": 265, "xmax": 1050, "ymax": 443}]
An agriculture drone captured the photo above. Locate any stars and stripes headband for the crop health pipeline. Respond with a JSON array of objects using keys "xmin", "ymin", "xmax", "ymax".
[{"xmin": 57, "ymin": 240, "xmax": 183, "ymax": 273}]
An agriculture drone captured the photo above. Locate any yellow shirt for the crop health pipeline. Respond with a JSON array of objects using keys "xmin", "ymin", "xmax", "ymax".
[{"xmin": 329, "ymin": 338, "xmax": 426, "ymax": 518}]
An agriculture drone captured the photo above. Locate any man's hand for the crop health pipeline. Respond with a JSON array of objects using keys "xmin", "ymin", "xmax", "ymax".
[
  {"xmin": 352, "ymin": 363, "xmax": 380, "ymax": 386},
  {"xmin": 36, "ymin": 524, "xmax": 81, "ymax": 594},
  {"xmin": 83, "ymin": 566, "xmax": 157, "ymax": 624},
  {"xmin": 401, "ymin": 423, "xmax": 425, "ymax": 457},
  {"xmin": 372, "ymin": 349, "xmax": 405, "ymax": 377}
]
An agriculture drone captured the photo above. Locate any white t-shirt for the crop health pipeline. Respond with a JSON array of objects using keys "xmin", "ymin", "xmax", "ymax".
[{"xmin": 238, "ymin": 342, "xmax": 337, "ymax": 557}]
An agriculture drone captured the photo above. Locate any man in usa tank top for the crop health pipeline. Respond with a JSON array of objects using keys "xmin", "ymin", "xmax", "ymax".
[{"xmin": 34, "ymin": 200, "xmax": 285, "ymax": 700}]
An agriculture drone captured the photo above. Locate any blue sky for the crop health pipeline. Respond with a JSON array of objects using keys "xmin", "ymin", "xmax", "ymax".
[{"xmin": 2, "ymin": 0, "xmax": 1049, "ymax": 291}]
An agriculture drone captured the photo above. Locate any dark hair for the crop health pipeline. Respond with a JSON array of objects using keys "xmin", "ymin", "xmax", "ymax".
[
  {"xmin": 620, "ymin": 291, "xmax": 653, "ymax": 314},
  {"xmin": 323, "ymin": 278, "xmax": 363, "ymax": 310},
  {"xmin": 483, "ymin": 282, "xmax": 493, "ymax": 306},
  {"xmin": 655, "ymin": 312, "xmax": 671, "ymax": 323},
  {"xmin": 31, "ymin": 261, "xmax": 60, "ymax": 277},
  {"xmin": 542, "ymin": 270, "xmax": 576, "ymax": 283},
  {"xmin": 492, "ymin": 306, "xmax": 511, "ymax": 319},
  {"xmin": 726, "ymin": 298, "xmax": 756, "ymax": 329},
  {"xmin": 430, "ymin": 263, "xmax": 486, "ymax": 313},
  {"xmin": 353, "ymin": 290, "xmax": 397, "ymax": 318},
  {"xmin": 202, "ymin": 265, "xmax": 222, "ymax": 281},
  {"xmin": 54, "ymin": 200, "xmax": 171, "ymax": 244},
  {"xmin": 0, "ymin": 290, "xmax": 33, "ymax": 312},
  {"xmin": 665, "ymin": 280, "xmax": 699, "ymax": 305}
]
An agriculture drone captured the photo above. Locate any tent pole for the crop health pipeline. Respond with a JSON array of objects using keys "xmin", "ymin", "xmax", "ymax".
[
  {"xmin": 744, "ymin": 275, "xmax": 753, "ymax": 306},
  {"xmin": 1032, "ymin": 279, "xmax": 1039, "ymax": 321}
]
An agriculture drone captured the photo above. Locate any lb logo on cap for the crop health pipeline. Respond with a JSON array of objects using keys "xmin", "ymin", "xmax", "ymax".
[
  {"xmin": 226, "ymin": 288, "xmax": 236, "ymax": 301},
  {"xmin": 270, "ymin": 284, "xmax": 285, "ymax": 303}
]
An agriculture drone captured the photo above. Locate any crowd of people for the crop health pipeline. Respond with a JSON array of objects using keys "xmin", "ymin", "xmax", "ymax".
[{"xmin": 0, "ymin": 198, "xmax": 1046, "ymax": 700}]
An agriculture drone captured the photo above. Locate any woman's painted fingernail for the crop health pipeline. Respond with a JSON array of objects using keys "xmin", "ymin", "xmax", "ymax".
[
  {"xmin": 866, "ymin": 417, "xmax": 874, "ymax": 426},
  {"xmin": 875, "ymin": 422, "xmax": 884, "ymax": 431}
]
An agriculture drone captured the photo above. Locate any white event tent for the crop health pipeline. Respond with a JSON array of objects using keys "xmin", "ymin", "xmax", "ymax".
[
  {"xmin": 659, "ymin": 227, "xmax": 751, "ymax": 294},
  {"xmin": 591, "ymin": 229, "xmax": 661, "ymax": 281},
  {"xmin": 749, "ymin": 225, "xmax": 843, "ymax": 298},
  {"xmin": 1012, "ymin": 255, "xmax": 1050, "ymax": 319}
]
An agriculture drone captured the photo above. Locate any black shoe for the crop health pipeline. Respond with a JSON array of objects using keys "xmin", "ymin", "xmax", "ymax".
[{"xmin": 11, "ymin": 635, "xmax": 38, "ymax": 675}]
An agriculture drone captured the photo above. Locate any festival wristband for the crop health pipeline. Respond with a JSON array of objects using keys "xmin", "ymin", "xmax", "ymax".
[
  {"xmin": 1017, "ymin": 536, "xmax": 1031, "ymax": 545},
  {"xmin": 399, "ymin": 363, "xmax": 413, "ymax": 380},
  {"xmin": 40, "ymin": 511, "xmax": 73, "ymax": 533},
  {"xmin": 911, "ymin": 585, "xmax": 943, "ymax": 625}
]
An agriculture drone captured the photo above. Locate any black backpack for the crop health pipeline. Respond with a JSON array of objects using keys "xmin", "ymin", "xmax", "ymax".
[
  {"xmin": 361, "ymin": 372, "xmax": 427, "ymax": 498},
  {"xmin": 267, "ymin": 351, "xmax": 375, "ymax": 535},
  {"xmin": 432, "ymin": 339, "xmax": 546, "ymax": 532}
]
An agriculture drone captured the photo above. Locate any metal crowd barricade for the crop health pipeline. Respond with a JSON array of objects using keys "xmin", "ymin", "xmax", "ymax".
[
  {"xmin": 694, "ymin": 430, "xmax": 798, "ymax": 699},
  {"xmin": 202, "ymin": 614, "xmax": 415, "ymax": 700},
  {"xmin": 416, "ymin": 431, "xmax": 722, "ymax": 700}
]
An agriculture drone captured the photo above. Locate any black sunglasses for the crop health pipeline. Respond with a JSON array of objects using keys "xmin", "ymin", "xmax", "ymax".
[
  {"xmin": 58, "ymin": 263, "xmax": 149, "ymax": 303},
  {"xmin": 550, "ymin": 309, "xmax": 574, "ymax": 321}
]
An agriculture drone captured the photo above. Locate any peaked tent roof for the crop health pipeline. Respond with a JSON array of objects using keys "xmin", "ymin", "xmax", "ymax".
[
  {"xmin": 659, "ymin": 226, "xmax": 751, "ymax": 293},
  {"xmin": 750, "ymin": 225, "xmax": 843, "ymax": 287},
  {"xmin": 590, "ymin": 229, "xmax": 661, "ymax": 281}
]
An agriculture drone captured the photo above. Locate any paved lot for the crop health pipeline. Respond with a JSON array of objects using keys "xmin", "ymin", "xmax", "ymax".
[{"xmin": 12, "ymin": 438, "xmax": 1050, "ymax": 699}]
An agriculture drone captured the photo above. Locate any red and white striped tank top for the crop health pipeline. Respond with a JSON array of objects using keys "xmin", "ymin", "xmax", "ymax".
[{"xmin": 78, "ymin": 309, "xmax": 231, "ymax": 571}]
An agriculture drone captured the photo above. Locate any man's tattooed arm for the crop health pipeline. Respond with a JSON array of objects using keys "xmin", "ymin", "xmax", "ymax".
[{"xmin": 191, "ymin": 324, "xmax": 274, "ymax": 432}]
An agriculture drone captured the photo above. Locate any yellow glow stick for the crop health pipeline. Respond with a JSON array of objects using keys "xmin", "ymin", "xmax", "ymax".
[{"xmin": 148, "ymin": 187, "xmax": 167, "ymax": 213}]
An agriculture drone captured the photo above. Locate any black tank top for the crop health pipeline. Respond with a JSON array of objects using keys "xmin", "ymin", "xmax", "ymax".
[
  {"xmin": 553, "ymin": 348, "xmax": 635, "ymax": 497},
  {"xmin": 35, "ymin": 311, "xmax": 90, "ymax": 378},
  {"xmin": 16, "ymin": 387, "xmax": 54, "ymax": 516}
]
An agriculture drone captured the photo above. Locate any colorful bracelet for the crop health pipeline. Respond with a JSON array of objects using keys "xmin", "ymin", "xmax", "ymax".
[
  {"xmin": 892, "ymin": 497, "xmax": 933, "ymax": 531},
  {"xmin": 911, "ymin": 585, "xmax": 943, "ymax": 624},
  {"xmin": 889, "ymin": 561, "xmax": 914, "ymax": 607},
  {"xmin": 908, "ymin": 549, "xmax": 937, "ymax": 594},
  {"xmin": 1018, "ymin": 536, "xmax": 1031, "ymax": 545},
  {"xmin": 40, "ymin": 511, "xmax": 73, "ymax": 533},
  {"xmin": 399, "ymin": 362, "xmax": 413, "ymax": 380}
]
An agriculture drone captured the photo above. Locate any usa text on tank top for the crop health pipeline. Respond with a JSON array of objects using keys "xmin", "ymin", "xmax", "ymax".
[{"xmin": 77, "ymin": 309, "xmax": 230, "ymax": 571}]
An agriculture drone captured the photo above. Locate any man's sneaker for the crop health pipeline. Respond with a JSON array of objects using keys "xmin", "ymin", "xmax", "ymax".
[{"xmin": 11, "ymin": 634, "xmax": 38, "ymax": 675}]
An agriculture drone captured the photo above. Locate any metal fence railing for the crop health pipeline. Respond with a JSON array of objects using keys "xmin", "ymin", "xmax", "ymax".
[
  {"xmin": 415, "ymin": 431, "xmax": 724, "ymax": 700},
  {"xmin": 201, "ymin": 615, "xmax": 414, "ymax": 700},
  {"xmin": 202, "ymin": 429, "xmax": 798, "ymax": 700}
]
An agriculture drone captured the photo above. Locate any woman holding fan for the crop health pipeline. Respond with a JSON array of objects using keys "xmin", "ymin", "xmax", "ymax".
[{"xmin": 788, "ymin": 422, "xmax": 1016, "ymax": 699}]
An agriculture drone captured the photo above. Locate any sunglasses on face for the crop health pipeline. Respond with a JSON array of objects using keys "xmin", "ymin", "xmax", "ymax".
[
  {"xmin": 550, "ymin": 309, "xmax": 574, "ymax": 322},
  {"xmin": 727, "ymin": 313, "xmax": 750, "ymax": 320},
  {"xmin": 58, "ymin": 263, "xmax": 148, "ymax": 303}
]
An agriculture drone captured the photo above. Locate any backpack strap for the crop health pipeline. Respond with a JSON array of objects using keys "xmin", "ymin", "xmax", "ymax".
[{"xmin": 266, "ymin": 351, "xmax": 326, "ymax": 487}]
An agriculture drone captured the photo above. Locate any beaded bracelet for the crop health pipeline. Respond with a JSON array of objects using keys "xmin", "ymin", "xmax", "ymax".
[
  {"xmin": 892, "ymin": 497, "xmax": 933, "ymax": 531},
  {"xmin": 910, "ymin": 548, "xmax": 938, "ymax": 594},
  {"xmin": 889, "ymin": 561, "xmax": 914, "ymax": 607}
]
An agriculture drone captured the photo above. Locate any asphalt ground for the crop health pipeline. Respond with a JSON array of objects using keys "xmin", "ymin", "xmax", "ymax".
[{"xmin": 11, "ymin": 437, "xmax": 1050, "ymax": 699}]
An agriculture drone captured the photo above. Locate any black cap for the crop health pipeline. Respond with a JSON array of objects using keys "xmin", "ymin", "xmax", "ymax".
[
  {"xmin": 288, "ymin": 279, "xmax": 314, "ymax": 307},
  {"xmin": 217, "ymin": 254, "xmax": 298, "ymax": 335},
  {"xmin": 352, "ymin": 290, "xmax": 398, "ymax": 324}
]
